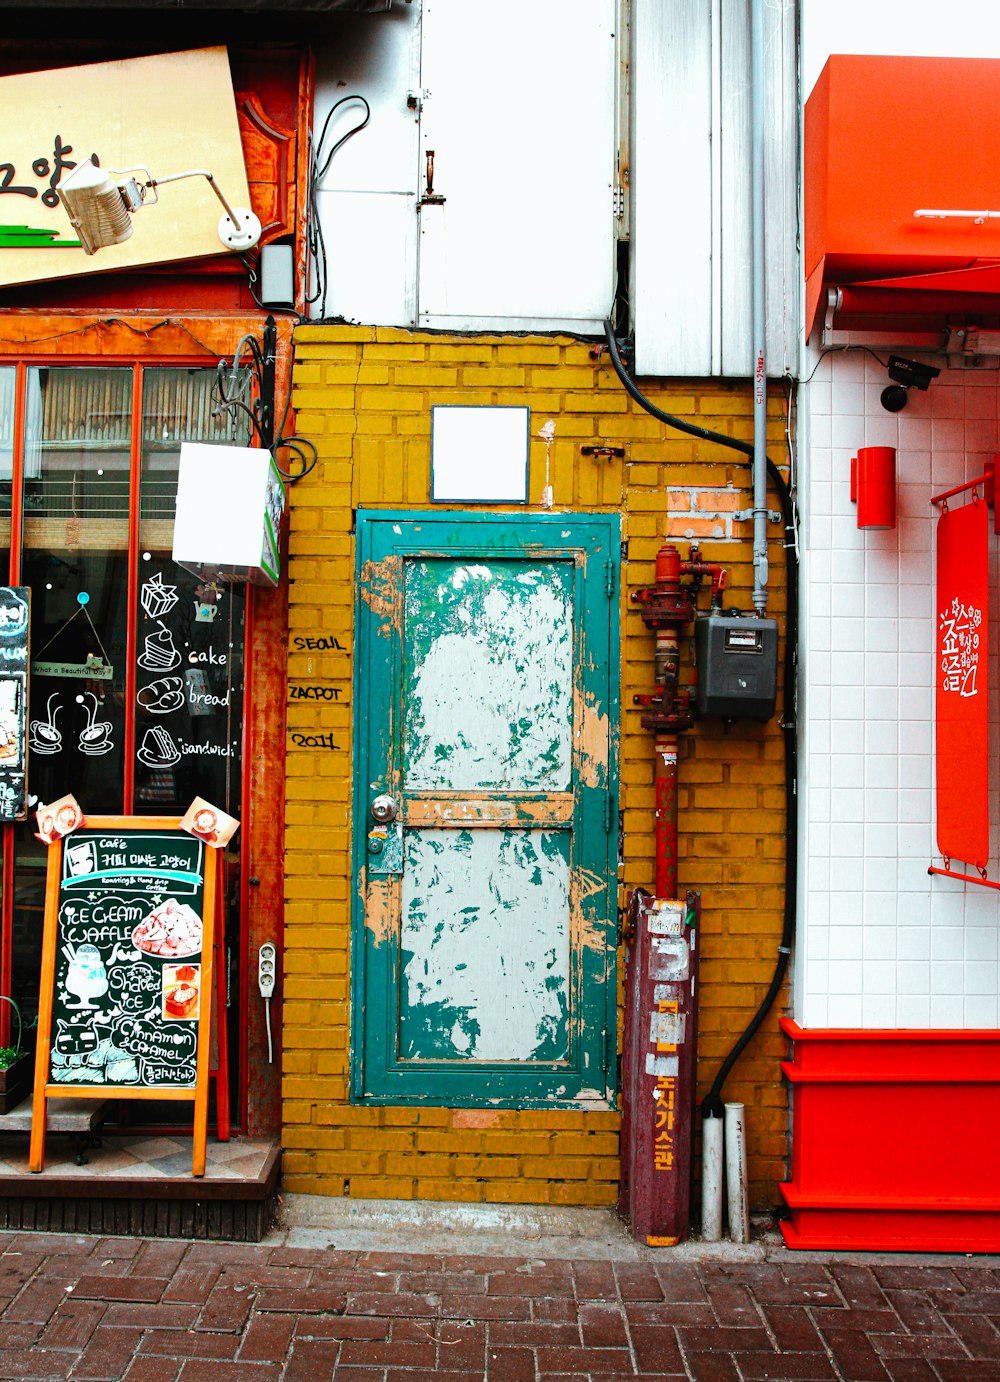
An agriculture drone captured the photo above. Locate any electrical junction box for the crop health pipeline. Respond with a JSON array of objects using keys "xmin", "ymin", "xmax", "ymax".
[
  {"xmin": 694, "ymin": 610, "xmax": 778, "ymax": 722},
  {"xmin": 172, "ymin": 442, "xmax": 286, "ymax": 588}
]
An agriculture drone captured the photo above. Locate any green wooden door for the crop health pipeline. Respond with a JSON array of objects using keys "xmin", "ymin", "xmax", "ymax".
[{"xmin": 352, "ymin": 511, "xmax": 619, "ymax": 1106}]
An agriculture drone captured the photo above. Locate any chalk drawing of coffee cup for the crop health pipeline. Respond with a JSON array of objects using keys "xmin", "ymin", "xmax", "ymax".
[
  {"xmin": 67, "ymin": 840, "xmax": 98, "ymax": 877},
  {"xmin": 29, "ymin": 694, "xmax": 63, "ymax": 754},
  {"xmin": 138, "ymin": 621, "xmax": 180, "ymax": 672},
  {"xmin": 137, "ymin": 726, "xmax": 181, "ymax": 769},
  {"xmin": 76, "ymin": 693, "xmax": 114, "ymax": 756},
  {"xmin": 137, "ymin": 676, "xmax": 185, "ymax": 716}
]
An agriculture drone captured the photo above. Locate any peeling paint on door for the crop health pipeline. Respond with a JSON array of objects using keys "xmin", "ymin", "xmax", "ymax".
[
  {"xmin": 574, "ymin": 685, "xmax": 609, "ymax": 789},
  {"xmin": 365, "ymin": 874, "xmax": 401, "ymax": 948},
  {"xmin": 400, "ymin": 828, "xmax": 570, "ymax": 1061},
  {"xmin": 403, "ymin": 560, "xmax": 573, "ymax": 791},
  {"xmin": 360, "ymin": 555, "xmax": 403, "ymax": 639},
  {"xmin": 404, "ymin": 796, "xmax": 574, "ymax": 828},
  {"xmin": 572, "ymin": 867, "xmax": 611, "ymax": 956}
]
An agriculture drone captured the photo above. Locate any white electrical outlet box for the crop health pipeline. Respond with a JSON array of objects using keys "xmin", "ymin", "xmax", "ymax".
[
  {"xmin": 172, "ymin": 442, "xmax": 286, "ymax": 587},
  {"xmin": 258, "ymin": 942, "xmax": 276, "ymax": 999}
]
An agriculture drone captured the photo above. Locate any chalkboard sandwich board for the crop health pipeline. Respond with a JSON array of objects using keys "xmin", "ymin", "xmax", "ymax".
[{"xmin": 30, "ymin": 816, "xmax": 217, "ymax": 1176}]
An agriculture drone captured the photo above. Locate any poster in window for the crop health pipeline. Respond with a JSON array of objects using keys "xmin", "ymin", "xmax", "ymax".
[{"xmin": 0, "ymin": 587, "xmax": 30, "ymax": 820}]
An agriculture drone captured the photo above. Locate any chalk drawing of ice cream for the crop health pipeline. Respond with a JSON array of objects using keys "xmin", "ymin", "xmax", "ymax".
[
  {"xmin": 138, "ymin": 621, "xmax": 180, "ymax": 672},
  {"xmin": 76, "ymin": 693, "xmax": 114, "ymax": 756},
  {"xmin": 29, "ymin": 694, "xmax": 63, "ymax": 754},
  {"xmin": 63, "ymin": 943, "xmax": 109, "ymax": 1011},
  {"xmin": 141, "ymin": 573, "xmax": 179, "ymax": 620}
]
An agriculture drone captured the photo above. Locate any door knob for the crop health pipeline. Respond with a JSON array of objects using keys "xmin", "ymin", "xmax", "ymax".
[{"xmin": 370, "ymin": 794, "xmax": 398, "ymax": 824}]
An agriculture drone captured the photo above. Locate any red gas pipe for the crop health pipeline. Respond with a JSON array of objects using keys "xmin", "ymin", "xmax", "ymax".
[
  {"xmin": 682, "ymin": 545, "xmax": 726, "ymax": 606},
  {"xmin": 621, "ymin": 543, "xmax": 723, "ymax": 1245},
  {"xmin": 630, "ymin": 543, "xmax": 716, "ymax": 896}
]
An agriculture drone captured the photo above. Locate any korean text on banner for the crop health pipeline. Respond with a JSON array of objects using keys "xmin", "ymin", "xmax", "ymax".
[{"xmin": 936, "ymin": 499, "xmax": 989, "ymax": 867}]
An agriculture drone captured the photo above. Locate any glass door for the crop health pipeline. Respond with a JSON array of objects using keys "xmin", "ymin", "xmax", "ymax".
[
  {"xmin": 136, "ymin": 369, "xmax": 247, "ymax": 1123},
  {"xmin": 3, "ymin": 363, "xmax": 251, "ymax": 1125},
  {"xmin": 0, "ymin": 367, "xmax": 13, "ymax": 578}
]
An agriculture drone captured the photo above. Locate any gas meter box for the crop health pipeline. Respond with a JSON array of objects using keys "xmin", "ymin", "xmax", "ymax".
[{"xmin": 694, "ymin": 611, "xmax": 778, "ymax": 722}]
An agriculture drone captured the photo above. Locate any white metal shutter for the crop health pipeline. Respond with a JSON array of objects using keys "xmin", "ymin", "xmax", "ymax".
[
  {"xmin": 416, "ymin": 0, "xmax": 617, "ymax": 331},
  {"xmin": 631, "ymin": 0, "xmax": 799, "ymax": 378}
]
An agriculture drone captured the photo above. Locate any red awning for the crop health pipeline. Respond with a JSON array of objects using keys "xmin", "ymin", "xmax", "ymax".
[{"xmin": 806, "ymin": 55, "xmax": 1000, "ymax": 334}]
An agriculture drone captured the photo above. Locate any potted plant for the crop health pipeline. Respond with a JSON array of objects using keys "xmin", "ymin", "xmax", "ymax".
[{"xmin": 0, "ymin": 997, "xmax": 32, "ymax": 1114}]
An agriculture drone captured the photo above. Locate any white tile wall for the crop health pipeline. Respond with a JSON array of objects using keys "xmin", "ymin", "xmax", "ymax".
[{"xmin": 798, "ymin": 351, "xmax": 1000, "ymax": 1028}]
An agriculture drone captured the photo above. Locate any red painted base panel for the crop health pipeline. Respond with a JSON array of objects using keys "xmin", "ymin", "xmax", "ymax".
[
  {"xmin": 780, "ymin": 1209, "xmax": 1000, "ymax": 1254},
  {"xmin": 780, "ymin": 1020, "xmax": 1000, "ymax": 1253}
]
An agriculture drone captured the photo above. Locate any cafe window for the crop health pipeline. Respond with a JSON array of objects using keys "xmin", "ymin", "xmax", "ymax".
[{"xmin": 1, "ymin": 363, "xmax": 251, "ymax": 1120}]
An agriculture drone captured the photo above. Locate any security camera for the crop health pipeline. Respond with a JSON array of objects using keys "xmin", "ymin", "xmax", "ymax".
[
  {"xmin": 879, "ymin": 354, "xmax": 941, "ymax": 412},
  {"xmin": 887, "ymin": 355, "xmax": 940, "ymax": 390},
  {"xmin": 880, "ymin": 385, "xmax": 908, "ymax": 412}
]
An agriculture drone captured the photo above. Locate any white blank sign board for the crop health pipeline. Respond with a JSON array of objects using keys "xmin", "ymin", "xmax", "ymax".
[{"xmin": 431, "ymin": 407, "xmax": 530, "ymax": 504}]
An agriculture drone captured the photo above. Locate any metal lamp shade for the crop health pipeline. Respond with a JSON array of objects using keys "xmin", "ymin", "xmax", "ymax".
[
  {"xmin": 850, "ymin": 447, "xmax": 896, "ymax": 529},
  {"xmin": 58, "ymin": 161, "xmax": 134, "ymax": 256}
]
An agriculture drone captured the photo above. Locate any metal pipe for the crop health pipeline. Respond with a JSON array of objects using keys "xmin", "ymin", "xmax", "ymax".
[
  {"xmin": 928, "ymin": 866, "xmax": 1000, "ymax": 892},
  {"xmin": 751, "ymin": 0, "xmax": 768, "ymax": 615},
  {"xmin": 725, "ymin": 1102, "xmax": 750, "ymax": 1243},
  {"xmin": 631, "ymin": 544, "xmax": 694, "ymax": 900},
  {"xmin": 832, "ymin": 285, "xmax": 1000, "ymax": 320},
  {"xmin": 930, "ymin": 472, "xmax": 992, "ymax": 508},
  {"xmin": 149, "ymin": 170, "xmax": 242, "ymax": 227},
  {"xmin": 654, "ymin": 732, "xmax": 678, "ymax": 899},
  {"xmin": 701, "ymin": 1113, "xmax": 724, "ymax": 1241}
]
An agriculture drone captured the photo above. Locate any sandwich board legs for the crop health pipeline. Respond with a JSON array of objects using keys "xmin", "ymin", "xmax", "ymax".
[
  {"xmin": 29, "ymin": 842, "xmax": 62, "ymax": 1172},
  {"xmin": 192, "ymin": 847, "xmax": 217, "ymax": 1177},
  {"xmin": 212, "ymin": 880, "xmax": 230, "ymax": 1142}
]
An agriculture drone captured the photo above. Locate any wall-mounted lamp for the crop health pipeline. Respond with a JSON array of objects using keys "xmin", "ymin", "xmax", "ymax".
[
  {"xmin": 880, "ymin": 354, "xmax": 940, "ymax": 412},
  {"xmin": 851, "ymin": 446, "xmax": 896, "ymax": 529},
  {"xmin": 58, "ymin": 158, "xmax": 261, "ymax": 256}
]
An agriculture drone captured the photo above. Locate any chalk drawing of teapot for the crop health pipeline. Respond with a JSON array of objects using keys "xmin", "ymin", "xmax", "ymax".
[
  {"xmin": 77, "ymin": 693, "xmax": 114, "ymax": 756},
  {"xmin": 29, "ymin": 694, "xmax": 63, "ymax": 755}
]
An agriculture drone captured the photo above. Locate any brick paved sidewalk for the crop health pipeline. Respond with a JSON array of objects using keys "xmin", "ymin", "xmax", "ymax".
[{"xmin": 0, "ymin": 1230, "xmax": 998, "ymax": 1380}]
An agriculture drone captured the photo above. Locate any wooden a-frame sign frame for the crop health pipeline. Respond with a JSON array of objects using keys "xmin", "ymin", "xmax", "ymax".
[{"xmin": 30, "ymin": 816, "xmax": 217, "ymax": 1177}]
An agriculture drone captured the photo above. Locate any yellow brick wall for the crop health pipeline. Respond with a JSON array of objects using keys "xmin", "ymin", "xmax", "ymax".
[{"xmin": 284, "ymin": 325, "xmax": 790, "ymax": 1210}]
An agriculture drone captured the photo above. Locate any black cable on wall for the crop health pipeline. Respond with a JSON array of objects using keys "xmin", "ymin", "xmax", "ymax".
[{"xmin": 602, "ymin": 320, "xmax": 799, "ymax": 1121}]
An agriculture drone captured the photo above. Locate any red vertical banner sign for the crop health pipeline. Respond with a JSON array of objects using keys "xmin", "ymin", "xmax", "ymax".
[{"xmin": 936, "ymin": 499, "xmax": 990, "ymax": 867}]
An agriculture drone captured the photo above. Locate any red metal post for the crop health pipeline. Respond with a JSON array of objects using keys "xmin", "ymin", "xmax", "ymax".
[
  {"xmin": 654, "ymin": 736, "xmax": 678, "ymax": 900},
  {"xmin": 620, "ymin": 891, "xmax": 700, "ymax": 1244}
]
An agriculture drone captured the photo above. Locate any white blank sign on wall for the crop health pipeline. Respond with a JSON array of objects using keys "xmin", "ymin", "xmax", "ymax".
[{"xmin": 430, "ymin": 406, "xmax": 530, "ymax": 504}]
